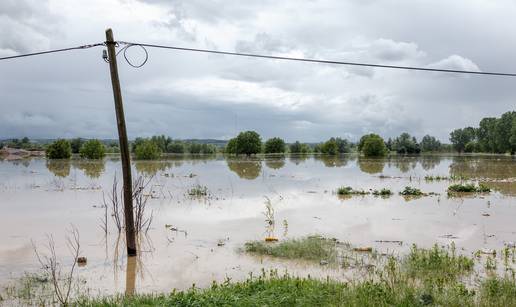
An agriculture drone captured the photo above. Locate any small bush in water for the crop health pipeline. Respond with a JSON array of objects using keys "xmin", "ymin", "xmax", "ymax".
[
  {"xmin": 46, "ymin": 139, "xmax": 72, "ymax": 159},
  {"xmin": 399, "ymin": 186, "xmax": 424, "ymax": 196}
]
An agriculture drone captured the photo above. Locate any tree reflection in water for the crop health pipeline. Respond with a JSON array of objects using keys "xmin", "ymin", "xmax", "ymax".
[
  {"xmin": 73, "ymin": 160, "xmax": 106, "ymax": 179},
  {"xmin": 46, "ymin": 160, "xmax": 71, "ymax": 178},
  {"xmin": 226, "ymin": 158, "xmax": 262, "ymax": 180},
  {"xmin": 265, "ymin": 155, "xmax": 286, "ymax": 170},
  {"xmin": 134, "ymin": 161, "xmax": 173, "ymax": 177},
  {"xmin": 358, "ymin": 157, "xmax": 385, "ymax": 174}
]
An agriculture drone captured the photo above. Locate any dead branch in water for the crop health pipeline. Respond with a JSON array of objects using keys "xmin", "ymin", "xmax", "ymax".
[
  {"xmin": 132, "ymin": 175, "xmax": 154, "ymax": 234},
  {"xmin": 32, "ymin": 225, "xmax": 81, "ymax": 306}
]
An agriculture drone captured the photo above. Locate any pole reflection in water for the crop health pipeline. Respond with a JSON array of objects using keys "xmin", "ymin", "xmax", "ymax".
[{"xmin": 125, "ymin": 256, "xmax": 137, "ymax": 296}]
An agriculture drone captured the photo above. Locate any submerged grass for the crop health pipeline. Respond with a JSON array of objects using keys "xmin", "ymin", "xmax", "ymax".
[
  {"xmin": 336, "ymin": 186, "xmax": 368, "ymax": 196},
  {"xmin": 244, "ymin": 235, "xmax": 338, "ymax": 264},
  {"xmin": 447, "ymin": 183, "xmax": 491, "ymax": 195},
  {"xmin": 72, "ymin": 243, "xmax": 516, "ymax": 307},
  {"xmin": 337, "ymin": 187, "xmax": 392, "ymax": 197},
  {"xmin": 399, "ymin": 186, "xmax": 424, "ymax": 196}
]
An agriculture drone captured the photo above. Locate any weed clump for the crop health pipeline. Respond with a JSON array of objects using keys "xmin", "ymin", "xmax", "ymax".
[
  {"xmin": 404, "ymin": 244, "xmax": 474, "ymax": 283},
  {"xmin": 372, "ymin": 188, "xmax": 393, "ymax": 197},
  {"xmin": 399, "ymin": 186, "xmax": 424, "ymax": 196},
  {"xmin": 447, "ymin": 183, "xmax": 491, "ymax": 194},
  {"xmin": 187, "ymin": 184, "xmax": 209, "ymax": 197},
  {"xmin": 336, "ymin": 186, "xmax": 368, "ymax": 196},
  {"xmin": 244, "ymin": 236, "xmax": 338, "ymax": 264}
]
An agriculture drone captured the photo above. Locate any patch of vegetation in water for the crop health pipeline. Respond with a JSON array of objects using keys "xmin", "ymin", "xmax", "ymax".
[
  {"xmin": 72, "ymin": 243, "xmax": 516, "ymax": 307},
  {"xmin": 424, "ymin": 174, "xmax": 470, "ymax": 181},
  {"xmin": 336, "ymin": 186, "xmax": 368, "ymax": 196},
  {"xmin": 372, "ymin": 188, "xmax": 393, "ymax": 197},
  {"xmin": 447, "ymin": 183, "xmax": 491, "ymax": 194},
  {"xmin": 399, "ymin": 186, "xmax": 424, "ymax": 196},
  {"xmin": 244, "ymin": 235, "xmax": 339, "ymax": 264},
  {"xmin": 337, "ymin": 186, "xmax": 393, "ymax": 197},
  {"xmin": 404, "ymin": 244, "xmax": 474, "ymax": 283},
  {"xmin": 187, "ymin": 184, "xmax": 209, "ymax": 197}
]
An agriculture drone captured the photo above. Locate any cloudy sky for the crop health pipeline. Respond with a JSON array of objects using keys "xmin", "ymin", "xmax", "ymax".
[{"xmin": 1, "ymin": 0, "xmax": 515, "ymax": 142}]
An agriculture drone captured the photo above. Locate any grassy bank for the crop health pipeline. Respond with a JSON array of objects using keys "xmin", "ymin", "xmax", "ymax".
[{"xmin": 3, "ymin": 238, "xmax": 516, "ymax": 306}]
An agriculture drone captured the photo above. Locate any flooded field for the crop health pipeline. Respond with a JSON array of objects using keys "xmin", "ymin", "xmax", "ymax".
[{"xmin": 1, "ymin": 154, "xmax": 515, "ymax": 297}]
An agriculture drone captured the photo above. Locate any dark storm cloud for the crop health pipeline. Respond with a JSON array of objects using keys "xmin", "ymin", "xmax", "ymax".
[{"xmin": 0, "ymin": 0, "xmax": 515, "ymax": 142}]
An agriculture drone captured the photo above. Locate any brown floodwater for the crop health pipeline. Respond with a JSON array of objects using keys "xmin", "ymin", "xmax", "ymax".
[{"xmin": 0, "ymin": 154, "xmax": 515, "ymax": 296}]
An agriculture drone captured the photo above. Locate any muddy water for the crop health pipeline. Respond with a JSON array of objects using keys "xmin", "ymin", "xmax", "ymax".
[{"xmin": 0, "ymin": 154, "xmax": 515, "ymax": 296}]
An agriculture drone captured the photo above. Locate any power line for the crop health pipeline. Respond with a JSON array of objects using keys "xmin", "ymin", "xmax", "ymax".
[
  {"xmin": 0, "ymin": 43, "xmax": 105, "ymax": 61},
  {"xmin": 118, "ymin": 41, "xmax": 516, "ymax": 77}
]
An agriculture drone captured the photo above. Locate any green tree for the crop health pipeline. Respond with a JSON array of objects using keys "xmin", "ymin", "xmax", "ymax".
[
  {"xmin": 235, "ymin": 131, "xmax": 262, "ymax": 156},
  {"xmin": 493, "ymin": 111, "xmax": 516, "ymax": 154},
  {"xmin": 264, "ymin": 137, "xmax": 286, "ymax": 154},
  {"xmin": 420, "ymin": 135, "xmax": 441, "ymax": 152},
  {"xmin": 134, "ymin": 139, "xmax": 161, "ymax": 160},
  {"xmin": 132, "ymin": 137, "xmax": 146, "ymax": 153},
  {"xmin": 450, "ymin": 127, "xmax": 475, "ymax": 153},
  {"xmin": 289, "ymin": 141, "xmax": 310, "ymax": 154},
  {"xmin": 477, "ymin": 117, "xmax": 497, "ymax": 152},
  {"xmin": 321, "ymin": 138, "xmax": 339, "ymax": 155},
  {"xmin": 167, "ymin": 141, "xmax": 185, "ymax": 154},
  {"xmin": 225, "ymin": 138, "xmax": 238, "ymax": 154},
  {"xmin": 392, "ymin": 133, "xmax": 420, "ymax": 154},
  {"xmin": 151, "ymin": 135, "xmax": 172, "ymax": 152},
  {"xmin": 359, "ymin": 134, "xmax": 387, "ymax": 157},
  {"xmin": 335, "ymin": 137, "xmax": 351, "ymax": 153},
  {"xmin": 70, "ymin": 138, "xmax": 85, "ymax": 154},
  {"xmin": 79, "ymin": 139, "xmax": 106, "ymax": 159},
  {"xmin": 46, "ymin": 139, "xmax": 72, "ymax": 159}
]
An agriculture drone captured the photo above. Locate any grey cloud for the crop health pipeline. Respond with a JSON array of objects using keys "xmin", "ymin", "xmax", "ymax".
[{"xmin": 0, "ymin": 0, "xmax": 515, "ymax": 143}]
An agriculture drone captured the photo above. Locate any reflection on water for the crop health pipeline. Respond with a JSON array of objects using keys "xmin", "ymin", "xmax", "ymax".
[
  {"xmin": 73, "ymin": 160, "xmax": 106, "ymax": 179},
  {"xmin": 387, "ymin": 156, "xmax": 417, "ymax": 173},
  {"xmin": 2, "ymin": 154, "xmax": 516, "ymax": 298},
  {"xmin": 46, "ymin": 160, "xmax": 71, "ymax": 177},
  {"xmin": 227, "ymin": 158, "xmax": 262, "ymax": 179},
  {"xmin": 125, "ymin": 256, "xmax": 137, "ymax": 296},
  {"xmin": 135, "ymin": 161, "xmax": 173, "ymax": 176},
  {"xmin": 289, "ymin": 154, "xmax": 309, "ymax": 165},
  {"xmin": 450, "ymin": 156, "xmax": 516, "ymax": 179},
  {"xmin": 265, "ymin": 156, "xmax": 286, "ymax": 170},
  {"xmin": 419, "ymin": 155, "xmax": 441, "ymax": 171},
  {"xmin": 358, "ymin": 157, "xmax": 385, "ymax": 174},
  {"xmin": 314, "ymin": 155, "xmax": 352, "ymax": 167}
]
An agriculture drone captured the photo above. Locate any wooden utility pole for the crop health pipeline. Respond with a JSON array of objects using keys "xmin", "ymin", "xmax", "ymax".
[{"xmin": 105, "ymin": 28, "xmax": 137, "ymax": 256}]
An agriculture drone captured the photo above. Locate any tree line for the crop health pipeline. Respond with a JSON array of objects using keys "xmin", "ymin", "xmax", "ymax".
[
  {"xmin": 449, "ymin": 111, "xmax": 516, "ymax": 154},
  {"xmin": 2, "ymin": 109, "xmax": 514, "ymax": 159}
]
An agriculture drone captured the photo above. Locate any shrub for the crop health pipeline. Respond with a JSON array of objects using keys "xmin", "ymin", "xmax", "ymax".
[
  {"xmin": 79, "ymin": 139, "xmax": 105, "ymax": 159},
  {"xmin": 360, "ymin": 134, "xmax": 387, "ymax": 157},
  {"xmin": 372, "ymin": 188, "xmax": 393, "ymax": 196},
  {"xmin": 289, "ymin": 141, "xmax": 311, "ymax": 154},
  {"xmin": 228, "ymin": 131, "xmax": 262, "ymax": 156},
  {"xmin": 46, "ymin": 139, "xmax": 72, "ymax": 159},
  {"xmin": 134, "ymin": 140, "xmax": 161, "ymax": 160},
  {"xmin": 167, "ymin": 141, "xmax": 185, "ymax": 154},
  {"xmin": 447, "ymin": 183, "xmax": 491, "ymax": 194},
  {"xmin": 70, "ymin": 138, "xmax": 84, "ymax": 154},
  {"xmin": 337, "ymin": 186, "xmax": 368, "ymax": 196},
  {"xmin": 321, "ymin": 139, "xmax": 339, "ymax": 155},
  {"xmin": 399, "ymin": 186, "xmax": 424, "ymax": 196},
  {"xmin": 264, "ymin": 137, "xmax": 286, "ymax": 154}
]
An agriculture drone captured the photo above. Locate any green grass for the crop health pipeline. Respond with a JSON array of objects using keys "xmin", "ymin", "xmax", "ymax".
[
  {"xmin": 5, "ymin": 239, "xmax": 516, "ymax": 306},
  {"xmin": 447, "ymin": 183, "xmax": 491, "ymax": 194},
  {"xmin": 404, "ymin": 244, "xmax": 474, "ymax": 283},
  {"xmin": 372, "ymin": 188, "xmax": 393, "ymax": 197},
  {"xmin": 244, "ymin": 236, "xmax": 338, "ymax": 264},
  {"xmin": 336, "ymin": 186, "xmax": 368, "ymax": 196},
  {"xmin": 399, "ymin": 186, "xmax": 424, "ymax": 196},
  {"xmin": 187, "ymin": 184, "xmax": 209, "ymax": 197}
]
